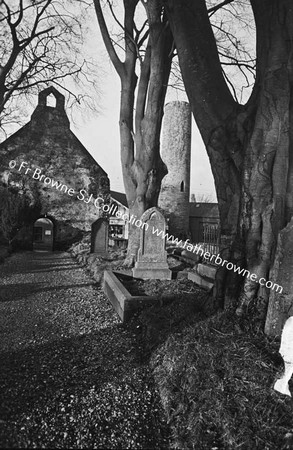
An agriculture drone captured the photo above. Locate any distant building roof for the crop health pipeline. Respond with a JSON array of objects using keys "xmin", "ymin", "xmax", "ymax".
[
  {"xmin": 110, "ymin": 190, "xmax": 128, "ymax": 207},
  {"xmin": 189, "ymin": 202, "xmax": 219, "ymax": 218}
]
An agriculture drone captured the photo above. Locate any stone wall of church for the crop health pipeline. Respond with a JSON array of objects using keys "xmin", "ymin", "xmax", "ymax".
[{"xmin": 0, "ymin": 87, "xmax": 110, "ymax": 249}]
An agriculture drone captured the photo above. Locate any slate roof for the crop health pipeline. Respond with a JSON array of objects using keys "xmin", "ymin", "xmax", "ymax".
[{"xmin": 110, "ymin": 190, "xmax": 128, "ymax": 207}]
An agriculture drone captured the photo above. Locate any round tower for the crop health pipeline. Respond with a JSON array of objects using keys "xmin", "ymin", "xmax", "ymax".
[{"xmin": 158, "ymin": 101, "xmax": 191, "ymax": 238}]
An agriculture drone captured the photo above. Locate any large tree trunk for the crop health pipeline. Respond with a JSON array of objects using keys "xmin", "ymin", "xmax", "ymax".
[
  {"xmin": 121, "ymin": 100, "xmax": 168, "ymax": 263},
  {"xmin": 165, "ymin": 0, "xmax": 293, "ymax": 320},
  {"xmin": 120, "ymin": 2, "xmax": 173, "ymax": 264},
  {"xmin": 122, "ymin": 160, "xmax": 167, "ymax": 264},
  {"xmin": 121, "ymin": 93, "xmax": 168, "ymax": 263},
  {"xmin": 94, "ymin": 0, "xmax": 173, "ymax": 265}
]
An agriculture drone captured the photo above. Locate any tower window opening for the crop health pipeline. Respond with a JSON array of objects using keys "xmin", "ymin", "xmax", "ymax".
[
  {"xmin": 46, "ymin": 93, "xmax": 57, "ymax": 108},
  {"xmin": 180, "ymin": 181, "xmax": 184, "ymax": 192}
]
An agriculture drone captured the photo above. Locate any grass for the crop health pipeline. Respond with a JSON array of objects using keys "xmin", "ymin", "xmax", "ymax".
[
  {"xmin": 147, "ymin": 310, "xmax": 293, "ymax": 449},
  {"xmin": 0, "ymin": 245, "xmax": 10, "ymax": 264},
  {"xmin": 69, "ymin": 234, "xmax": 128, "ymax": 283},
  {"xmin": 71, "ymin": 237, "xmax": 293, "ymax": 449}
]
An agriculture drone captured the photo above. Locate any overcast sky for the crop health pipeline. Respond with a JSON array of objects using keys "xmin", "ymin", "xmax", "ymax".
[
  {"xmin": 69, "ymin": 11, "xmax": 217, "ymax": 202},
  {"xmin": 3, "ymin": 7, "xmax": 217, "ymax": 202},
  {"xmin": 3, "ymin": 2, "xmax": 255, "ymax": 203},
  {"xmin": 71, "ymin": 63, "xmax": 217, "ymax": 201}
]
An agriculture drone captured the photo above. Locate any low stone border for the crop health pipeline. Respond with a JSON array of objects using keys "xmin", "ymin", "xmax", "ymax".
[
  {"xmin": 188, "ymin": 263, "xmax": 217, "ymax": 290},
  {"xmin": 103, "ymin": 271, "xmax": 175, "ymax": 322}
]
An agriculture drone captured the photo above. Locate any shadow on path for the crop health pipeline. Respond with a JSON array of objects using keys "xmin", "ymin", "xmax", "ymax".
[{"xmin": 0, "ymin": 252, "xmax": 170, "ymax": 449}]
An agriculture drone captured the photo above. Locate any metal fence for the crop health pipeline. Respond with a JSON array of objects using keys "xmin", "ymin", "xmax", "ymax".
[{"xmin": 201, "ymin": 222, "xmax": 220, "ymax": 257}]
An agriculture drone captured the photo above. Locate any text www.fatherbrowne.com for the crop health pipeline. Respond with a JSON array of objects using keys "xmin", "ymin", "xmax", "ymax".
[
  {"xmin": 8, "ymin": 159, "xmax": 282, "ymax": 294},
  {"xmin": 150, "ymin": 225, "xmax": 283, "ymax": 294}
]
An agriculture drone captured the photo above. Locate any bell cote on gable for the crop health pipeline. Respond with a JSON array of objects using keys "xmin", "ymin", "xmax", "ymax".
[
  {"xmin": 30, "ymin": 86, "xmax": 70, "ymax": 128},
  {"xmin": 38, "ymin": 87, "xmax": 65, "ymax": 110}
]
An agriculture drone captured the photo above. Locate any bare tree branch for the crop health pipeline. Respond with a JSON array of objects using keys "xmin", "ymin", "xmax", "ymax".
[
  {"xmin": 0, "ymin": 0, "xmax": 102, "ymax": 138},
  {"xmin": 208, "ymin": 0, "xmax": 235, "ymax": 17},
  {"xmin": 93, "ymin": 0, "xmax": 124, "ymax": 77}
]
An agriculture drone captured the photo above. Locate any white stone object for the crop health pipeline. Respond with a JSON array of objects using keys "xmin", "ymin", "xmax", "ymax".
[
  {"xmin": 158, "ymin": 101, "xmax": 191, "ymax": 236},
  {"xmin": 274, "ymin": 316, "xmax": 293, "ymax": 397}
]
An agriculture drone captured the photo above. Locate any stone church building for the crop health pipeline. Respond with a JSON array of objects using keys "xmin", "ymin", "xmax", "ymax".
[{"xmin": 0, "ymin": 87, "xmax": 109, "ymax": 250}]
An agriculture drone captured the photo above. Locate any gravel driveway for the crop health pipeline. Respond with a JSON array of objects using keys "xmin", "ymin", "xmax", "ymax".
[{"xmin": 0, "ymin": 251, "xmax": 169, "ymax": 449}]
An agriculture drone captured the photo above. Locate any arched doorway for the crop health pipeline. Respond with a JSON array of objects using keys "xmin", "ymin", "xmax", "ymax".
[{"xmin": 33, "ymin": 217, "xmax": 54, "ymax": 251}]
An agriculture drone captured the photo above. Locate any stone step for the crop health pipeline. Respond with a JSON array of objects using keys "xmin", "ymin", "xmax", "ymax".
[
  {"xmin": 187, "ymin": 263, "xmax": 217, "ymax": 290},
  {"xmin": 188, "ymin": 271, "xmax": 214, "ymax": 290},
  {"xmin": 197, "ymin": 263, "xmax": 217, "ymax": 280}
]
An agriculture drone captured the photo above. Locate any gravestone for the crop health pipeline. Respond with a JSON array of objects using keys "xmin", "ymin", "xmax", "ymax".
[
  {"xmin": 91, "ymin": 218, "xmax": 108, "ymax": 255},
  {"xmin": 132, "ymin": 207, "xmax": 171, "ymax": 280},
  {"xmin": 265, "ymin": 217, "xmax": 293, "ymax": 336},
  {"xmin": 274, "ymin": 316, "xmax": 293, "ymax": 397}
]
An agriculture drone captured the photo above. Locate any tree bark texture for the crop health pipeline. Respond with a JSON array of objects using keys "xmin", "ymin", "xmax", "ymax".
[
  {"xmin": 94, "ymin": 0, "xmax": 173, "ymax": 262},
  {"xmin": 165, "ymin": 0, "xmax": 293, "ymax": 326}
]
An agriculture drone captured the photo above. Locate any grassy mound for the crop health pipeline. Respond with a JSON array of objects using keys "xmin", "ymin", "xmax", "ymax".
[
  {"xmin": 69, "ymin": 235, "xmax": 128, "ymax": 282},
  {"xmin": 0, "ymin": 245, "xmax": 11, "ymax": 264},
  {"xmin": 69, "ymin": 239, "xmax": 293, "ymax": 448},
  {"xmin": 149, "ymin": 311, "xmax": 293, "ymax": 449}
]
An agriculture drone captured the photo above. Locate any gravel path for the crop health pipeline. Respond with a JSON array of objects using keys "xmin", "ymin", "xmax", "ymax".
[{"xmin": 0, "ymin": 252, "xmax": 169, "ymax": 449}]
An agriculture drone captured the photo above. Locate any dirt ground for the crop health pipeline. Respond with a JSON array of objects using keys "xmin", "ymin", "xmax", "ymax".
[{"xmin": 0, "ymin": 251, "xmax": 170, "ymax": 449}]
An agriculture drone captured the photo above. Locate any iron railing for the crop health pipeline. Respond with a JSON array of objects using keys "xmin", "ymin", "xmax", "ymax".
[{"xmin": 201, "ymin": 222, "xmax": 220, "ymax": 257}]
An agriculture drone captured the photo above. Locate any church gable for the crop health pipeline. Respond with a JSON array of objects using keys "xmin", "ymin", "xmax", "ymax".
[{"xmin": 0, "ymin": 87, "xmax": 110, "ymax": 249}]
